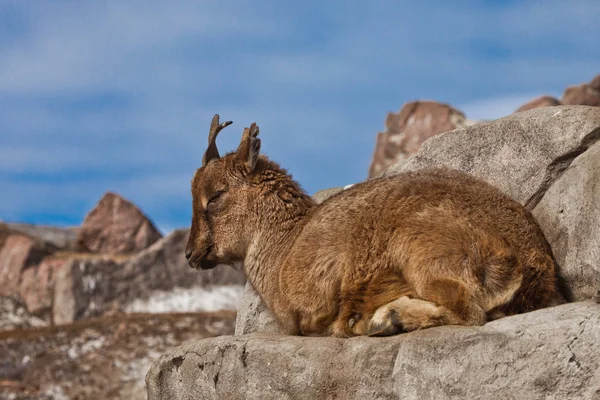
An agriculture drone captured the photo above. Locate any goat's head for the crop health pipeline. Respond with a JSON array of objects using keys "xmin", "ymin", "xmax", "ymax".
[{"xmin": 185, "ymin": 114, "xmax": 262, "ymax": 270}]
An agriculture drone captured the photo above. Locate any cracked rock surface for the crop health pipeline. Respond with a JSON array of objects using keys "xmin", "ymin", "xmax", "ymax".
[{"xmin": 147, "ymin": 302, "xmax": 600, "ymax": 400}]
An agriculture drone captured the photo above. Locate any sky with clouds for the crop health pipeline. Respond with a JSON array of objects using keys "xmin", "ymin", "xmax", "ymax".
[{"xmin": 1, "ymin": 1, "xmax": 598, "ymax": 233}]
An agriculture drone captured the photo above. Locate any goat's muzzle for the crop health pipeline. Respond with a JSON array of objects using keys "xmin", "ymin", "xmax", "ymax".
[{"xmin": 186, "ymin": 245, "xmax": 218, "ymax": 270}]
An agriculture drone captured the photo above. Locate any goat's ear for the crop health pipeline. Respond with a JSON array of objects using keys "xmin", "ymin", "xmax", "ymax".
[
  {"xmin": 236, "ymin": 123, "xmax": 261, "ymax": 173},
  {"xmin": 202, "ymin": 114, "xmax": 233, "ymax": 167}
]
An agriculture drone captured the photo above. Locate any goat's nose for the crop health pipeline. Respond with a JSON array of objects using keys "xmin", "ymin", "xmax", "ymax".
[{"xmin": 185, "ymin": 249, "xmax": 193, "ymax": 260}]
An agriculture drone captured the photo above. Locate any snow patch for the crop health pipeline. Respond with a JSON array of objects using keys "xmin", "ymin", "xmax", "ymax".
[{"xmin": 125, "ymin": 285, "xmax": 244, "ymax": 314}]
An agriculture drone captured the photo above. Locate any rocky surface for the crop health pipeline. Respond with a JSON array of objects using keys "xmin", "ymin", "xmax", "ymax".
[
  {"xmin": 532, "ymin": 141, "xmax": 600, "ymax": 301},
  {"xmin": 1, "ymin": 310, "xmax": 236, "ymax": 400},
  {"xmin": 368, "ymin": 101, "xmax": 476, "ymax": 178},
  {"xmin": 234, "ymin": 282, "xmax": 281, "ymax": 336},
  {"xmin": 147, "ymin": 302, "xmax": 600, "ymax": 400},
  {"xmin": 0, "ymin": 295, "xmax": 45, "ymax": 331},
  {"xmin": 77, "ymin": 192, "xmax": 163, "ymax": 254},
  {"xmin": 591, "ymin": 75, "xmax": 600, "ymax": 91},
  {"xmin": 0, "ymin": 234, "xmax": 56, "ymax": 298}
]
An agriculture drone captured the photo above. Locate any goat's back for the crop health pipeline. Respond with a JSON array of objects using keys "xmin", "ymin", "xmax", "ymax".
[{"xmin": 298, "ymin": 168, "xmax": 552, "ymax": 267}]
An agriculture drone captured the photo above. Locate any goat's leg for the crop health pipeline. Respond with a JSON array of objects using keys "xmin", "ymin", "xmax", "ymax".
[{"xmin": 367, "ymin": 278, "xmax": 486, "ymax": 336}]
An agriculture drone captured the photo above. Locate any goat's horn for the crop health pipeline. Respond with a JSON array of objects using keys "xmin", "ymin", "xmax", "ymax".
[{"xmin": 202, "ymin": 114, "xmax": 233, "ymax": 166}]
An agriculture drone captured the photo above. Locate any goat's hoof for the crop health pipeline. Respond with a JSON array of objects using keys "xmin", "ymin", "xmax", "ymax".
[
  {"xmin": 367, "ymin": 310, "xmax": 405, "ymax": 337},
  {"xmin": 348, "ymin": 313, "xmax": 361, "ymax": 329}
]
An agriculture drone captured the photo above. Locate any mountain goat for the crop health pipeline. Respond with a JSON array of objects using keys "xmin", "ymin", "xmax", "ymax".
[{"xmin": 185, "ymin": 115, "xmax": 566, "ymax": 337}]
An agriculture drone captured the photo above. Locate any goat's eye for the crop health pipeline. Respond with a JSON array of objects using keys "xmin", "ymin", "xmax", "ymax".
[{"xmin": 207, "ymin": 191, "xmax": 224, "ymax": 210}]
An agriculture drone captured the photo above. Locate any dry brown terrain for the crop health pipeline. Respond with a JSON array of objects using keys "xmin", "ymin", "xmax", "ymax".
[{"xmin": 0, "ymin": 310, "xmax": 236, "ymax": 400}]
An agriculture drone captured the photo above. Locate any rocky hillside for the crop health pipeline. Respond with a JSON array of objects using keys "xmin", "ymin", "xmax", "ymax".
[
  {"xmin": 149, "ymin": 105, "xmax": 600, "ymax": 400},
  {"xmin": 0, "ymin": 193, "xmax": 245, "ymax": 329},
  {"xmin": 0, "ymin": 193, "xmax": 245, "ymax": 399},
  {"xmin": 1, "ymin": 311, "xmax": 236, "ymax": 400}
]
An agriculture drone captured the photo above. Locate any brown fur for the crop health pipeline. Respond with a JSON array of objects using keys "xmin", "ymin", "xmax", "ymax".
[{"xmin": 186, "ymin": 115, "xmax": 566, "ymax": 337}]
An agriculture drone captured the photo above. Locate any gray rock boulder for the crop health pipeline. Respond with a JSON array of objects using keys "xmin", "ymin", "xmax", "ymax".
[
  {"xmin": 51, "ymin": 229, "xmax": 246, "ymax": 324},
  {"xmin": 147, "ymin": 301, "xmax": 600, "ymax": 400},
  {"xmin": 384, "ymin": 105, "xmax": 600, "ymax": 210},
  {"xmin": 532, "ymin": 141, "xmax": 600, "ymax": 301},
  {"xmin": 234, "ymin": 282, "xmax": 281, "ymax": 335}
]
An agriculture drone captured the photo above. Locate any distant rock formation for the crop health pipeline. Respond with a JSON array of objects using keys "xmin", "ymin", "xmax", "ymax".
[
  {"xmin": 0, "ymin": 197, "xmax": 244, "ymax": 399},
  {"xmin": 369, "ymin": 74, "xmax": 600, "ymax": 179},
  {"xmin": 562, "ymin": 82, "xmax": 600, "ymax": 106},
  {"xmin": 77, "ymin": 192, "xmax": 162, "ymax": 254},
  {"xmin": 368, "ymin": 101, "xmax": 477, "ymax": 178},
  {"xmin": 515, "ymin": 74, "xmax": 600, "ymax": 110},
  {"xmin": 0, "ymin": 195, "xmax": 245, "ymax": 329}
]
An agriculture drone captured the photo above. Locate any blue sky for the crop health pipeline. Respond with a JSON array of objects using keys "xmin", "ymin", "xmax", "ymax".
[{"xmin": 1, "ymin": 1, "xmax": 598, "ymax": 233}]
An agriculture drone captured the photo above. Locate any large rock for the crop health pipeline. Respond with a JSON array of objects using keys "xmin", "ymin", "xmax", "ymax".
[
  {"xmin": 0, "ymin": 234, "xmax": 55, "ymax": 297},
  {"xmin": 369, "ymin": 101, "xmax": 475, "ymax": 178},
  {"xmin": 532, "ymin": 141, "xmax": 600, "ymax": 301},
  {"xmin": 19, "ymin": 258, "xmax": 67, "ymax": 315},
  {"xmin": 147, "ymin": 301, "xmax": 600, "ymax": 400},
  {"xmin": 384, "ymin": 106, "xmax": 600, "ymax": 209},
  {"xmin": 52, "ymin": 259, "xmax": 87, "ymax": 325},
  {"xmin": 515, "ymin": 95, "xmax": 561, "ymax": 112},
  {"xmin": 77, "ymin": 192, "xmax": 162, "ymax": 254},
  {"xmin": 234, "ymin": 282, "xmax": 281, "ymax": 335},
  {"xmin": 50, "ymin": 229, "xmax": 245, "ymax": 325}
]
